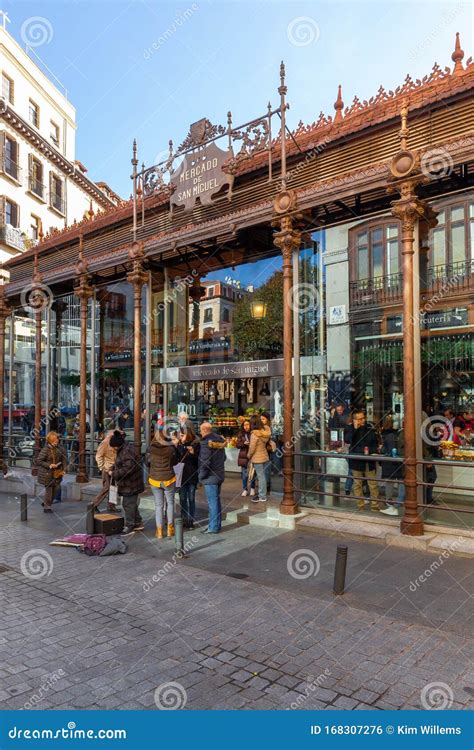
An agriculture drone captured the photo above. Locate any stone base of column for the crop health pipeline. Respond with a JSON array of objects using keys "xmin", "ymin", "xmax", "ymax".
[
  {"xmin": 400, "ymin": 515, "xmax": 424, "ymax": 536},
  {"xmin": 76, "ymin": 472, "xmax": 89, "ymax": 484},
  {"xmin": 280, "ymin": 501, "xmax": 299, "ymax": 516}
]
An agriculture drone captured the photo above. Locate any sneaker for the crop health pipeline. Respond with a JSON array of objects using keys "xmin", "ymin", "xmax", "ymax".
[
  {"xmin": 241, "ymin": 489, "xmax": 248, "ymax": 497},
  {"xmin": 250, "ymin": 488, "xmax": 256, "ymax": 496},
  {"xmin": 43, "ymin": 508, "xmax": 53, "ymax": 514},
  {"xmin": 258, "ymin": 497, "xmax": 267, "ymax": 503},
  {"xmin": 135, "ymin": 522, "xmax": 145, "ymax": 531},
  {"xmin": 121, "ymin": 526, "xmax": 136, "ymax": 535},
  {"xmin": 380, "ymin": 506, "xmax": 399, "ymax": 516},
  {"xmin": 250, "ymin": 496, "xmax": 260, "ymax": 503}
]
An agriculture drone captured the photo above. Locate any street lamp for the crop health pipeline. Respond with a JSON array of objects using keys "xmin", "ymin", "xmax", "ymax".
[{"xmin": 250, "ymin": 300, "xmax": 267, "ymax": 320}]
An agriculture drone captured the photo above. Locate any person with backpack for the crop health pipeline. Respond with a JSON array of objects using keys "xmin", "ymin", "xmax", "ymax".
[
  {"xmin": 148, "ymin": 427, "xmax": 181, "ymax": 539},
  {"xmin": 236, "ymin": 419, "xmax": 256, "ymax": 497},
  {"xmin": 110, "ymin": 431, "xmax": 144, "ymax": 535},
  {"xmin": 247, "ymin": 415, "xmax": 271, "ymax": 503},
  {"xmin": 198, "ymin": 422, "xmax": 226, "ymax": 534},
  {"xmin": 36, "ymin": 431, "xmax": 68, "ymax": 513},
  {"xmin": 176, "ymin": 426, "xmax": 200, "ymax": 529}
]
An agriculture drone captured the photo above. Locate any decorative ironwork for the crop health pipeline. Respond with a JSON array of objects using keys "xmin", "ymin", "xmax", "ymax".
[
  {"xmin": 226, "ymin": 116, "xmax": 271, "ymax": 173},
  {"xmin": 175, "ymin": 118, "xmax": 226, "ymax": 155}
]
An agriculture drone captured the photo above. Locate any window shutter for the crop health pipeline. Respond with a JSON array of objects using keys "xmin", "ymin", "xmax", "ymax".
[
  {"xmin": 0, "ymin": 196, "xmax": 5, "ymax": 224},
  {"xmin": 0, "ymin": 131, "xmax": 4, "ymax": 169},
  {"xmin": 16, "ymin": 201, "xmax": 20, "ymax": 229},
  {"xmin": 49, "ymin": 170, "xmax": 54, "ymax": 205},
  {"xmin": 28, "ymin": 152, "xmax": 34, "ymax": 183}
]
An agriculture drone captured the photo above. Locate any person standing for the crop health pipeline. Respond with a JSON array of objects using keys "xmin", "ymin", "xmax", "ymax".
[
  {"xmin": 260, "ymin": 412, "xmax": 275, "ymax": 492},
  {"xmin": 236, "ymin": 419, "xmax": 256, "ymax": 497},
  {"xmin": 36, "ymin": 431, "xmax": 68, "ymax": 513},
  {"xmin": 346, "ymin": 410, "xmax": 381, "ymax": 512},
  {"xmin": 93, "ymin": 431, "xmax": 117, "ymax": 511},
  {"xmin": 247, "ymin": 416, "xmax": 271, "ymax": 504},
  {"xmin": 110, "ymin": 431, "xmax": 144, "ymax": 535},
  {"xmin": 198, "ymin": 422, "xmax": 226, "ymax": 534},
  {"xmin": 148, "ymin": 427, "xmax": 180, "ymax": 539},
  {"xmin": 379, "ymin": 415, "xmax": 403, "ymax": 516},
  {"xmin": 177, "ymin": 427, "xmax": 200, "ymax": 529}
]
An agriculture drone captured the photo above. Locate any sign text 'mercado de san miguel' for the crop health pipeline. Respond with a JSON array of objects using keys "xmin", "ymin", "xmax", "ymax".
[{"xmin": 170, "ymin": 141, "xmax": 233, "ymax": 212}]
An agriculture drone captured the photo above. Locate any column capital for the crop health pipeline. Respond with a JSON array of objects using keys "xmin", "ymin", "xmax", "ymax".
[
  {"xmin": 0, "ymin": 284, "xmax": 10, "ymax": 321},
  {"xmin": 127, "ymin": 259, "xmax": 148, "ymax": 289},
  {"xmin": 272, "ymin": 191, "xmax": 303, "ymax": 260},
  {"xmin": 74, "ymin": 273, "xmax": 94, "ymax": 302}
]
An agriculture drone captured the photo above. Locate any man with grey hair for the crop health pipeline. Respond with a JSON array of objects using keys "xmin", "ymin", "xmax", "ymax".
[
  {"xmin": 178, "ymin": 411, "xmax": 194, "ymax": 434},
  {"xmin": 198, "ymin": 421, "xmax": 226, "ymax": 534}
]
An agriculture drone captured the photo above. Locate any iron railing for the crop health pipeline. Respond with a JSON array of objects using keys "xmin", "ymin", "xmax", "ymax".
[
  {"xmin": 0, "ymin": 155, "xmax": 21, "ymax": 182},
  {"xmin": 349, "ymin": 272, "xmax": 403, "ymax": 307},
  {"xmin": 427, "ymin": 260, "xmax": 473, "ymax": 294},
  {"xmin": 28, "ymin": 174, "xmax": 46, "ymax": 200},
  {"xmin": 49, "ymin": 190, "xmax": 66, "ymax": 214}
]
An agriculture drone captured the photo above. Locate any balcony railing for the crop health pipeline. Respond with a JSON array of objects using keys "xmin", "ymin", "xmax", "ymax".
[
  {"xmin": 0, "ymin": 224, "xmax": 26, "ymax": 251},
  {"xmin": 28, "ymin": 174, "xmax": 46, "ymax": 200},
  {"xmin": 0, "ymin": 155, "xmax": 22, "ymax": 182},
  {"xmin": 49, "ymin": 191, "xmax": 66, "ymax": 215},
  {"xmin": 349, "ymin": 272, "xmax": 403, "ymax": 307},
  {"xmin": 427, "ymin": 260, "xmax": 473, "ymax": 294}
]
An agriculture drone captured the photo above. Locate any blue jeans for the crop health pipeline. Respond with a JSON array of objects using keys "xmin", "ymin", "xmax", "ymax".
[
  {"xmin": 151, "ymin": 484, "xmax": 175, "ymax": 528},
  {"xmin": 254, "ymin": 461, "xmax": 269, "ymax": 500},
  {"xmin": 204, "ymin": 483, "xmax": 222, "ymax": 532},
  {"xmin": 241, "ymin": 466, "xmax": 256, "ymax": 491},
  {"xmin": 179, "ymin": 483, "xmax": 197, "ymax": 524}
]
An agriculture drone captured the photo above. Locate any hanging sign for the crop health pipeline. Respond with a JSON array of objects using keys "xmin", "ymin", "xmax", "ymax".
[{"xmin": 422, "ymin": 308, "xmax": 468, "ymax": 329}]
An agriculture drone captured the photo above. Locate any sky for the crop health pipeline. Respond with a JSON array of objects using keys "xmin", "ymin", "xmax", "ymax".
[{"xmin": 4, "ymin": 0, "xmax": 473, "ymax": 198}]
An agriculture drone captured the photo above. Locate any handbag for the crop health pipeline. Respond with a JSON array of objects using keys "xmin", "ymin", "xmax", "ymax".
[
  {"xmin": 267, "ymin": 439, "xmax": 277, "ymax": 454},
  {"xmin": 53, "ymin": 468, "xmax": 65, "ymax": 479},
  {"xmin": 248, "ymin": 462, "xmax": 256, "ymax": 481},
  {"xmin": 173, "ymin": 462, "xmax": 185, "ymax": 489},
  {"xmin": 109, "ymin": 482, "xmax": 119, "ymax": 506}
]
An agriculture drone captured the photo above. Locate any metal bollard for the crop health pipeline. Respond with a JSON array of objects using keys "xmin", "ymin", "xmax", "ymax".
[
  {"xmin": 333, "ymin": 545, "xmax": 348, "ymax": 595},
  {"xmin": 86, "ymin": 502, "xmax": 95, "ymax": 535},
  {"xmin": 174, "ymin": 517, "xmax": 184, "ymax": 555},
  {"xmin": 20, "ymin": 493, "xmax": 27, "ymax": 522}
]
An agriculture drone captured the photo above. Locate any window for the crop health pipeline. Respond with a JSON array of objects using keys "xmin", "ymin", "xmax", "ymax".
[
  {"xmin": 222, "ymin": 307, "xmax": 230, "ymax": 323},
  {"xmin": 2, "ymin": 73, "xmax": 14, "ymax": 104},
  {"xmin": 50, "ymin": 120, "xmax": 60, "ymax": 147},
  {"xmin": 207, "ymin": 286, "xmax": 215, "ymax": 298},
  {"xmin": 28, "ymin": 156, "xmax": 45, "ymax": 199},
  {"xmin": 30, "ymin": 215, "xmax": 40, "ymax": 241},
  {"xmin": 4, "ymin": 136, "xmax": 19, "ymax": 180},
  {"xmin": 429, "ymin": 201, "xmax": 473, "ymax": 274},
  {"xmin": 203, "ymin": 308, "xmax": 213, "ymax": 324},
  {"xmin": 49, "ymin": 173, "xmax": 65, "ymax": 214},
  {"xmin": 28, "ymin": 100, "xmax": 39, "ymax": 128},
  {"xmin": 5, "ymin": 199, "xmax": 19, "ymax": 227},
  {"xmin": 352, "ymin": 223, "xmax": 400, "ymax": 284}
]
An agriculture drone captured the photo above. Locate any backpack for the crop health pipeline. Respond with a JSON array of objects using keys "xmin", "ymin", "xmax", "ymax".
[{"xmin": 82, "ymin": 534, "xmax": 107, "ymax": 556}]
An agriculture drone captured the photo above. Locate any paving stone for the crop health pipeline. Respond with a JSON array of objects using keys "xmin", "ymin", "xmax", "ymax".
[{"xmin": 334, "ymin": 695, "xmax": 359, "ymax": 709}]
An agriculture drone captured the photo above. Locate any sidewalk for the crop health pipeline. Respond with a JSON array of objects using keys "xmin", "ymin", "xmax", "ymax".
[{"xmin": 0, "ymin": 486, "xmax": 472, "ymax": 711}]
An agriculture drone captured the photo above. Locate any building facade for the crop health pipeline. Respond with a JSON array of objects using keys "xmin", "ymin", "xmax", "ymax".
[
  {"xmin": 0, "ymin": 22, "xmax": 119, "ymax": 262},
  {"xmin": 1, "ymin": 35, "xmax": 473, "ymax": 537}
]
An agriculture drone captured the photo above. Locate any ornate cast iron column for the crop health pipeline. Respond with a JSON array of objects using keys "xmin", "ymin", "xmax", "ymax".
[
  {"xmin": 388, "ymin": 102, "xmax": 437, "ymax": 537},
  {"xmin": 0, "ymin": 276, "xmax": 10, "ymax": 472},
  {"xmin": 30, "ymin": 253, "xmax": 44, "ymax": 476},
  {"xmin": 127, "ymin": 242, "xmax": 148, "ymax": 454},
  {"xmin": 273, "ymin": 190, "xmax": 302, "ymax": 515},
  {"xmin": 74, "ymin": 236, "xmax": 94, "ymax": 483}
]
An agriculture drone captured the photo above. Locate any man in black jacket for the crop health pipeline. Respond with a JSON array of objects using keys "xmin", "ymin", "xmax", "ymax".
[
  {"xmin": 198, "ymin": 422, "xmax": 226, "ymax": 534},
  {"xmin": 110, "ymin": 431, "xmax": 144, "ymax": 534},
  {"xmin": 346, "ymin": 410, "xmax": 381, "ymax": 511}
]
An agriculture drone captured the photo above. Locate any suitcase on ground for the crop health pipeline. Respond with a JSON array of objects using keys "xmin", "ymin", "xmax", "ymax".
[{"xmin": 94, "ymin": 513, "xmax": 124, "ymax": 536}]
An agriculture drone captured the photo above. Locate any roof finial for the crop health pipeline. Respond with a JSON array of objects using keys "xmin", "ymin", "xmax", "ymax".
[
  {"xmin": 334, "ymin": 84, "xmax": 344, "ymax": 124},
  {"xmin": 399, "ymin": 99, "xmax": 409, "ymax": 150},
  {"xmin": 451, "ymin": 32, "xmax": 464, "ymax": 76}
]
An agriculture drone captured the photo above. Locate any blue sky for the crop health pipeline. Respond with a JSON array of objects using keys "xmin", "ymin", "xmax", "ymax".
[{"xmin": 5, "ymin": 1, "xmax": 473, "ymax": 197}]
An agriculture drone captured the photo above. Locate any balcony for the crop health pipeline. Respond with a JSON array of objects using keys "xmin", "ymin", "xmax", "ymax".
[
  {"xmin": 28, "ymin": 174, "xmax": 46, "ymax": 201},
  {"xmin": 426, "ymin": 260, "xmax": 473, "ymax": 295},
  {"xmin": 49, "ymin": 191, "xmax": 66, "ymax": 216},
  {"xmin": 0, "ymin": 155, "xmax": 22, "ymax": 183},
  {"xmin": 0, "ymin": 224, "xmax": 26, "ymax": 251},
  {"xmin": 349, "ymin": 272, "xmax": 403, "ymax": 308}
]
